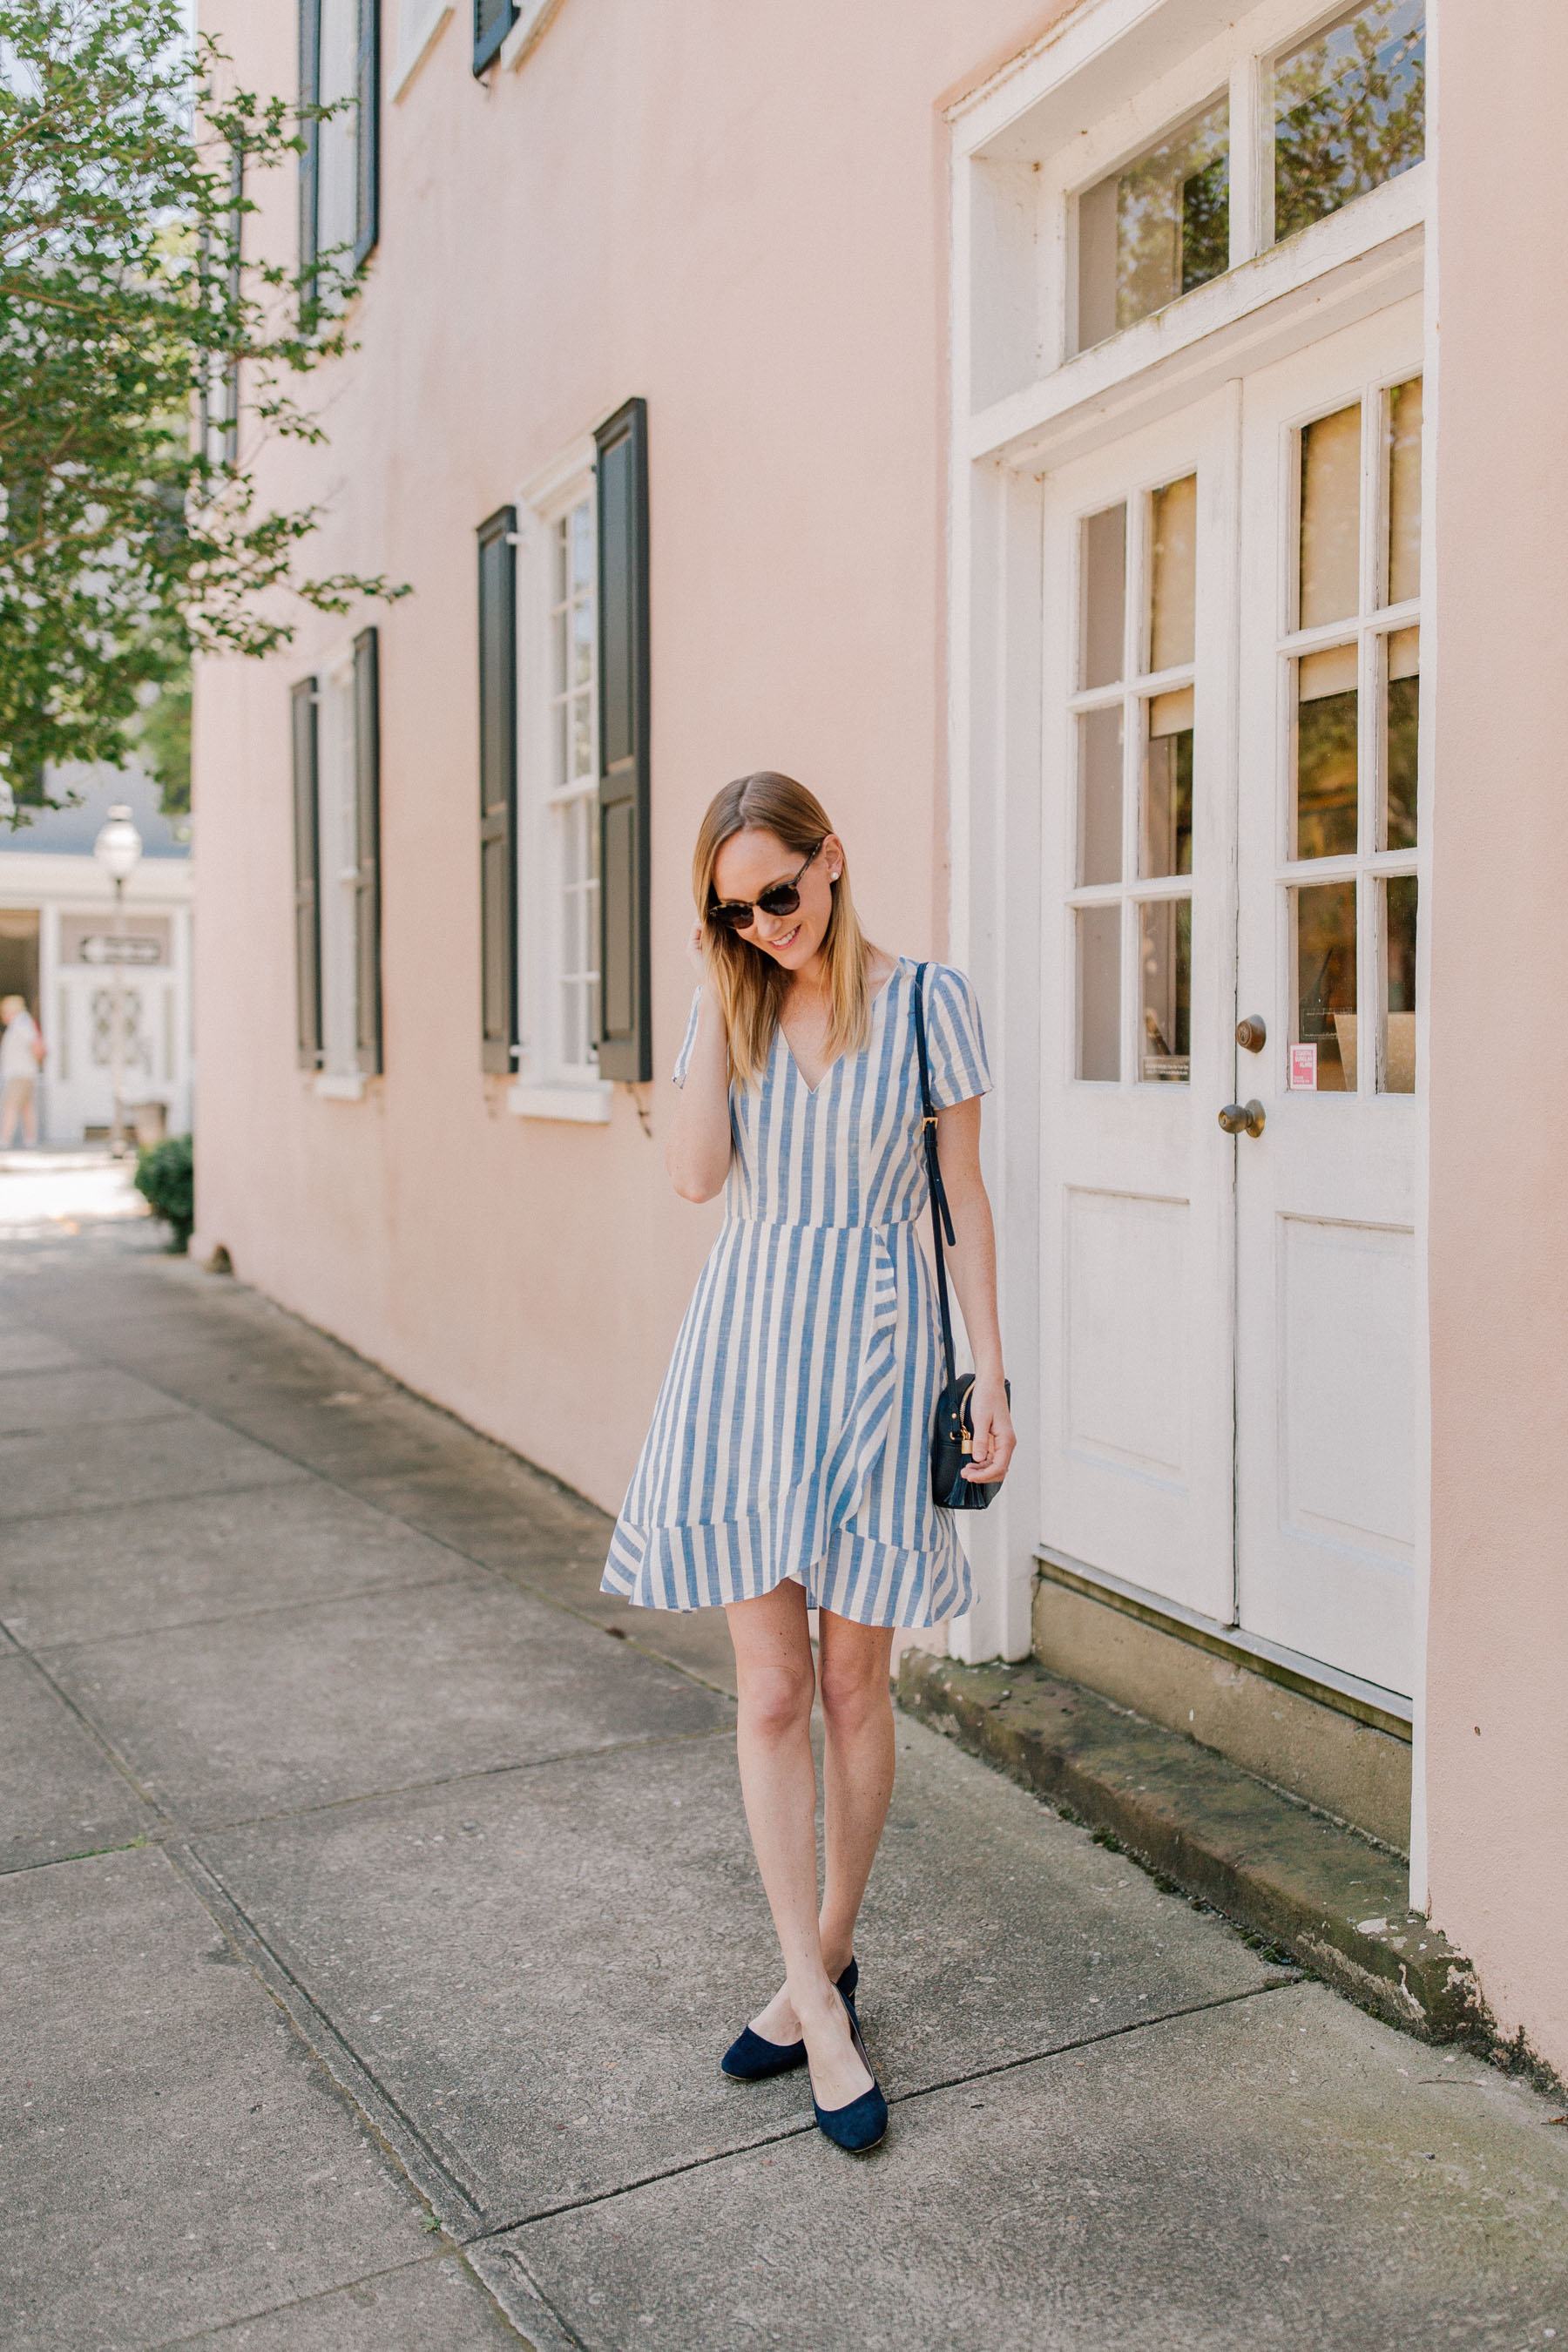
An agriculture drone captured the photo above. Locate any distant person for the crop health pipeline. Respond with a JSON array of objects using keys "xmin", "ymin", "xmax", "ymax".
[{"xmin": 0, "ymin": 994, "xmax": 44, "ymax": 1147}]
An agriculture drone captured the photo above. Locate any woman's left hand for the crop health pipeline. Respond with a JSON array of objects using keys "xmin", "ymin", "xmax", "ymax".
[{"xmin": 963, "ymin": 1372, "xmax": 1016, "ymax": 1484}]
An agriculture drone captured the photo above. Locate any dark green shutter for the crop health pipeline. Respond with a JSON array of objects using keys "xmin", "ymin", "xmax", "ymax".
[
  {"xmin": 354, "ymin": 0, "xmax": 380, "ymax": 265},
  {"xmin": 298, "ymin": 0, "xmax": 321, "ymax": 286},
  {"xmin": 474, "ymin": 0, "xmax": 518, "ymax": 74},
  {"xmin": 291, "ymin": 677, "xmax": 322, "ymax": 1070},
  {"xmin": 477, "ymin": 507, "xmax": 517, "ymax": 1072},
  {"xmin": 353, "ymin": 627, "xmax": 382, "ymax": 1076},
  {"xmin": 595, "ymin": 398, "xmax": 652, "ymax": 1083}
]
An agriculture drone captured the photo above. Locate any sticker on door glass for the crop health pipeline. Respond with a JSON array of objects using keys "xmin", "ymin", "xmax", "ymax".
[{"xmin": 1289, "ymin": 1043, "xmax": 1317, "ymax": 1090}]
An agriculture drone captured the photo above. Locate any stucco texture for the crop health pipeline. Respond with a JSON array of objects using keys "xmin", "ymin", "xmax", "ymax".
[{"xmin": 1426, "ymin": 5, "xmax": 1568, "ymax": 2078}]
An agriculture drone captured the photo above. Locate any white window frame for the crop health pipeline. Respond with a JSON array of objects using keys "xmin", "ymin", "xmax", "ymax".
[
  {"xmin": 956, "ymin": 0, "xmax": 1429, "ymax": 450},
  {"xmin": 315, "ymin": 0, "xmax": 363, "ymax": 259},
  {"xmin": 391, "ymin": 0, "xmax": 452, "ymax": 101},
  {"xmin": 501, "ymin": 0, "xmax": 564, "ymax": 72},
  {"xmin": 941, "ymin": 0, "xmax": 1436, "ymax": 1737},
  {"xmin": 314, "ymin": 639, "xmax": 366, "ymax": 1100},
  {"xmin": 508, "ymin": 440, "xmax": 612, "ymax": 1125}
]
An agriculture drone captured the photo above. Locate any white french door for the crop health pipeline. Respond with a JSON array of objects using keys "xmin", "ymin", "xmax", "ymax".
[
  {"xmin": 1037, "ymin": 392, "xmax": 1240, "ymax": 1626},
  {"xmin": 1037, "ymin": 298, "xmax": 1424, "ymax": 1698},
  {"xmin": 1233, "ymin": 301, "xmax": 1424, "ymax": 1694}
]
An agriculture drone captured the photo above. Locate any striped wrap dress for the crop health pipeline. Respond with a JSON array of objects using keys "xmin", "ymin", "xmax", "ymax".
[{"xmin": 601, "ymin": 958, "xmax": 991, "ymax": 1628}]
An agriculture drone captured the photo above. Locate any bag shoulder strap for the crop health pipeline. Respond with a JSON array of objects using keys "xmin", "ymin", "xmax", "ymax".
[{"xmin": 913, "ymin": 963, "xmax": 958, "ymax": 1392}]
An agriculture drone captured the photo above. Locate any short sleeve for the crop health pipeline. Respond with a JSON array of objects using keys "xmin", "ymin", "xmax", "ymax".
[
  {"xmin": 923, "ymin": 963, "xmax": 992, "ymax": 1109},
  {"xmin": 672, "ymin": 987, "xmax": 703, "ymax": 1088}
]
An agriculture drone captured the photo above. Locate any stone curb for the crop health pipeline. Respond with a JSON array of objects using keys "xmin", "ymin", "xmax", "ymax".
[{"xmin": 897, "ymin": 1650, "xmax": 1484, "ymax": 2044}]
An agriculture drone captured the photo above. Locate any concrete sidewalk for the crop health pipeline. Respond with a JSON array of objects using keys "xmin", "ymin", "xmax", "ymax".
[{"xmin": 3, "ymin": 1214, "xmax": 1566, "ymax": 2350}]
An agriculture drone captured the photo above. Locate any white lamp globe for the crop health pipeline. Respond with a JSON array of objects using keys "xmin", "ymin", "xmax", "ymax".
[{"xmin": 94, "ymin": 803, "xmax": 143, "ymax": 885}]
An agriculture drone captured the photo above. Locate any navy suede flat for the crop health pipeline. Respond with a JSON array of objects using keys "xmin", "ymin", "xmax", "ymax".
[
  {"xmin": 720, "ymin": 1958, "xmax": 859, "ymax": 2080},
  {"xmin": 811, "ymin": 1988, "xmax": 887, "ymax": 2153}
]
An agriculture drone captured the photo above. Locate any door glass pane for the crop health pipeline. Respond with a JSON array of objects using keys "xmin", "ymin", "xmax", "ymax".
[
  {"xmin": 1386, "ymin": 376, "xmax": 1423, "ymax": 605},
  {"xmin": 1299, "ymin": 404, "xmax": 1362, "ymax": 627},
  {"xmin": 1078, "ymin": 97, "xmax": 1229, "ymax": 351},
  {"xmin": 1139, "ymin": 899, "xmax": 1191, "ymax": 1081},
  {"xmin": 1082, "ymin": 504, "xmax": 1126, "ymax": 687},
  {"xmin": 1141, "ymin": 690, "xmax": 1193, "ymax": 877},
  {"xmin": 1295, "ymin": 645, "xmax": 1358, "ymax": 858},
  {"xmin": 1382, "ymin": 874, "xmax": 1416, "ymax": 1093},
  {"xmin": 1384, "ymin": 625, "xmax": 1418, "ymax": 849},
  {"xmin": 1078, "ymin": 706, "xmax": 1124, "ymax": 885},
  {"xmin": 1077, "ymin": 905, "xmax": 1121, "ymax": 1081},
  {"xmin": 1274, "ymin": 0, "xmax": 1425, "ymax": 247},
  {"xmin": 1148, "ymin": 476, "xmax": 1197, "ymax": 672},
  {"xmin": 1294, "ymin": 880, "xmax": 1356, "ymax": 1092}
]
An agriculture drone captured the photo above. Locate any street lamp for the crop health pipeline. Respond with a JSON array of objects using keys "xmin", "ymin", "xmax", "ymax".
[{"xmin": 93, "ymin": 802, "xmax": 143, "ymax": 1157}]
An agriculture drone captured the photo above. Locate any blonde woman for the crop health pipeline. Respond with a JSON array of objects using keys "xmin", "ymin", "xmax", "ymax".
[{"xmin": 603, "ymin": 773, "xmax": 1014, "ymax": 2153}]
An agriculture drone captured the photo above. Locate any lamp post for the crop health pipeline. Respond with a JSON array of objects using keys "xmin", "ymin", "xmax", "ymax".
[{"xmin": 93, "ymin": 802, "xmax": 143, "ymax": 1157}]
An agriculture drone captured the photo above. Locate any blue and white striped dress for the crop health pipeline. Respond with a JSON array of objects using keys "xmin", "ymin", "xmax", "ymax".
[{"xmin": 601, "ymin": 959, "xmax": 991, "ymax": 1629}]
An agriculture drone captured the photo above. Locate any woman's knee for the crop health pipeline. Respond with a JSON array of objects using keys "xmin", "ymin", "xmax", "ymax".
[
  {"xmin": 818, "ymin": 1651, "xmax": 892, "ymax": 1735},
  {"xmin": 738, "ymin": 1659, "xmax": 814, "ymax": 1743}
]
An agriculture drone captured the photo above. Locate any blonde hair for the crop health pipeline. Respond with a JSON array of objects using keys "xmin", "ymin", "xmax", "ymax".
[
  {"xmin": 0, "ymin": 997, "xmax": 24, "ymax": 1022},
  {"xmin": 693, "ymin": 773, "xmax": 875, "ymax": 1090}
]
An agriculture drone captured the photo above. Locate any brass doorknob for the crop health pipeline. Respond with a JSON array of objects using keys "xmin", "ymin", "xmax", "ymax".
[
  {"xmin": 1219, "ymin": 1098, "xmax": 1266, "ymax": 1138},
  {"xmin": 1235, "ymin": 1015, "xmax": 1267, "ymax": 1053}
]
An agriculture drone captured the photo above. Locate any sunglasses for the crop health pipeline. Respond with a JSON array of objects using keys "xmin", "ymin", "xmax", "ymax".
[{"xmin": 706, "ymin": 838, "xmax": 826, "ymax": 933}]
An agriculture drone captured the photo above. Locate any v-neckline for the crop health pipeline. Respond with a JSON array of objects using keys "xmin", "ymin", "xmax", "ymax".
[{"xmin": 781, "ymin": 957, "xmax": 905, "ymax": 1097}]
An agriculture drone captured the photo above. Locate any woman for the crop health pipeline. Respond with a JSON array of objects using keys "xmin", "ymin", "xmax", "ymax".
[{"xmin": 602, "ymin": 772, "xmax": 1014, "ymax": 2152}]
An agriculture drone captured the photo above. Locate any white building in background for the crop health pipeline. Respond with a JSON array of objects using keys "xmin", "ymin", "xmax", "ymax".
[{"xmin": 0, "ymin": 764, "xmax": 193, "ymax": 1145}]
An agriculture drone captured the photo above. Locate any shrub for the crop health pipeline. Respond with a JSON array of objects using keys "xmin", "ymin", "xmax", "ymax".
[{"xmin": 134, "ymin": 1132, "xmax": 193, "ymax": 1251}]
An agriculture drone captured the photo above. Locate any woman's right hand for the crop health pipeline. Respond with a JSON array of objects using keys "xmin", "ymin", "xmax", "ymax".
[{"xmin": 686, "ymin": 919, "xmax": 709, "ymax": 980}]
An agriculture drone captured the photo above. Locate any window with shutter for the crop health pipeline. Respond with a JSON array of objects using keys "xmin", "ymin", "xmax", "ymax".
[
  {"xmin": 477, "ymin": 507, "xmax": 519, "ymax": 1072},
  {"xmin": 291, "ymin": 678, "xmax": 323, "ymax": 1070},
  {"xmin": 594, "ymin": 399, "xmax": 651, "ymax": 1084},
  {"xmin": 301, "ymin": 0, "xmax": 380, "ymax": 275},
  {"xmin": 473, "ymin": 0, "xmax": 518, "ymax": 74},
  {"xmin": 353, "ymin": 627, "xmax": 382, "ymax": 1075}
]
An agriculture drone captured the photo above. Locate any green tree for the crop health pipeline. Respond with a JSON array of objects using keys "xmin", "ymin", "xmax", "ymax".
[{"xmin": 0, "ymin": 0, "xmax": 405, "ymax": 812}]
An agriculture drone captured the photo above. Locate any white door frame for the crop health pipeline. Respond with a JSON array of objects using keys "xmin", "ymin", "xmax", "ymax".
[{"xmin": 943, "ymin": 0, "xmax": 1438, "ymax": 1895}]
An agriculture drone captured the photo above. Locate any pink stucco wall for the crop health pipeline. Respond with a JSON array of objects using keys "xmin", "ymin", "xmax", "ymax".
[
  {"xmin": 193, "ymin": 0, "xmax": 1064, "ymax": 1508},
  {"xmin": 1425, "ymin": 10, "xmax": 1568, "ymax": 2078}
]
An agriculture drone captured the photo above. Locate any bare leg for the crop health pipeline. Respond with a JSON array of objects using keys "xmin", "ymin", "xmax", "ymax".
[
  {"xmin": 817, "ymin": 1610, "xmax": 896, "ymax": 1974},
  {"xmin": 725, "ymin": 1583, "xmax": 871, "ymax": 2110}
]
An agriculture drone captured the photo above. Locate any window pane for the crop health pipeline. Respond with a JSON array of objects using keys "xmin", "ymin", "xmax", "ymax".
[
  {"xmin": 1379, "ymin": 873, "xmax": 1417, "ymax": 1094},
  {"xmin": 1078, "ymin": 96, "xmax": 1229, "ymax": 350},
  {"xmin": 572, "ymin": 597, "xmax": 593, "ymax": 689},
  {"xmin": 571, "ymin": 690, "xmax": 592, "ymax": 783},
  {"xmin": 570, "ymin": 499, "xmax": 593, "ymax": 592},
  {"xmin": 1300, "ymin": 404, "xmax": 1362, "ymax": 627},
  {"xmin": 1294, "ymin": 880, "xmax": 1356, "ymax": 1092},
  {"xmin": 1148, "ymin": 475, "xmax": 1197, "ymax": 672},
  {"xmin": 1077, "ymin": 905, "xmax": 1121, "ymax": 1081},
  {"xmin": 1384, "ymin": 625, "xmax": 1418, "ymax": 849},
  {"xmin": 1295, "ymin": 645, "xmax": 1358, "ymax": 860},
  {"xmin": 1274, "ymin": 0, "xmax": 1424, "ymax": 246},
  {"xmin": 1081, "ymin": 504, "xmax": 1126, "ymax": 688},
  {"xmin": 554, "ymin": 517, "xmax": 570, "ymax": 605},
  {"xmin": 1139, "ymin": 900, "xmax": 1191, "ymax": 1081},
  {"xmin": 1141, "ymin": 692, "xmax": 1193, "ymax": 877},
  {"xmin": 1078, "ymin": 705, "xmax": 1123, "ymax": 886},
  {"xmin": 1386, "ymin": 376, "xmax": 1423, "ymax": 605}
]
